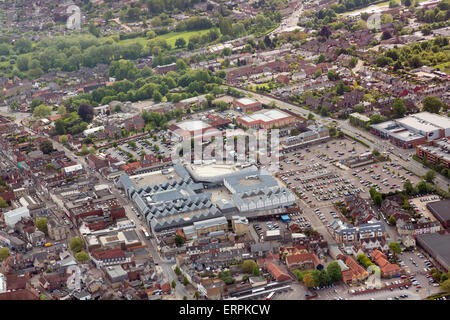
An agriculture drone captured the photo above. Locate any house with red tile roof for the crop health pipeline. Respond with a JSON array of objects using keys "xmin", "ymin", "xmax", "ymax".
[
  {"xmin": 0, "ymin": 288, "xmax": 39, "ymax": 300},
  {"xmin": 371, "ymin": 251, "xmax": 401, "ymax": 277},
  {"xmin": 338, "ymin": 254, "xmax": 369, "ymax": 285},
  {"xmin": 161, "ymin": 282, "xmax": 171, "ymax": 294},
  {"xmin": 266, "ymin": 262, "xmax": 291, "ymax": 282},
  {"xmin": 380, "ymin": 263, "xmax": 401, "ymax": 277},
  {"xmin": 285, "ymin": 252, "xmax": 322, "ymax": 270},
  {"xmin": 371, "ymin": 249, "xmax": 387, "ymax": 261}
]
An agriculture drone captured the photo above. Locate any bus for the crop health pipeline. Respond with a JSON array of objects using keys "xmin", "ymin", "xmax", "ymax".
[
  {"xmin": 266, "ymin": 292, "xmax": 275, "ymax": 300},
  {"xmin": 141, "ymin": 227, "xmax": 150, "ymax": 240},
  {"xmin": 44, "ymin": 243, "xmax": 53, "ymax": 247}
]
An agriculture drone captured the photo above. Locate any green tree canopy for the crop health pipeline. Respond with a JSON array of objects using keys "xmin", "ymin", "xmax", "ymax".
[
  {"xmin": 36, "ymin": 217, "xmax": 48, "ymax": 233},
  {"xmin": 0, "ymin": 247, "xmax": 10, "ymax": 261},
  {"xmin": 33, "ymin": 104, "xmax": 52, "ymax": 118},
  {"xmin": 422, "ymin": 96, "xmax": 444, "ymax": 113},
  {"xmin": 327, "ymin": 261, "xmax": 342, "ymax": 283},
  {"xmin": 39, "ymin": 140, "xmax": 54, "ymax": 154},
  {"xmin": 241, "ymin": 260, "xmax": 258, "ymax": 274},
  {"xmin": 0, "ymin": 196, "xmax": 8, "ymax": 208},
  {"xmin": 425, "ymin": 170, "xmax": 436, "ymax": 184},
  {"xmin": 70, "ymin": 237, "xmax": 84, "ymax": 253},
  {"xmin": 75, "ymin": 251, "xmax": 90, "ymax": 263}
]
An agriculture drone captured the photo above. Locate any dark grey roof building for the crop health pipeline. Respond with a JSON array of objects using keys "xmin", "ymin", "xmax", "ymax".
[
  {"xmin": 416, "ymin": 232, "xmax": 450, "ymax": 272},
  {"xmin": 426, "ymin": 199, "xmax": 450, "ymax": 229}
]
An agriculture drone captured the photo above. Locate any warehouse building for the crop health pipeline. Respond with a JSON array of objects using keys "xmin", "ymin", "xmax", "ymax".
[
  {"xmin": 236, "ymin": 109, "xmax": 297, "ymax": 129},
  {"xmin": 416, "ymin": 232, "xmax": 450, "ymax": 272},
  {"xmin": 232, "ymin": 98, "xmax": 262, "ymax": 113},
  {"xmin": 371, "ymin": 112, "xmax": 450, "ymax": 149},
  {"xmin": 426, "ymin": 199, "xmax": 450, "ymax": 229}
]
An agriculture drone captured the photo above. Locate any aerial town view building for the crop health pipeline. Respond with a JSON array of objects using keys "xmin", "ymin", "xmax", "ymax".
[{"xmin": 0, "ymin": 0, "xmax": 448, "ymax": 304}]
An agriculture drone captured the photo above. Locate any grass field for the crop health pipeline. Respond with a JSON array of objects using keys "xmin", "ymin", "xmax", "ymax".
[{"xmin": 116, "ymin": 28, "xmax": 219, "ymax": 49}]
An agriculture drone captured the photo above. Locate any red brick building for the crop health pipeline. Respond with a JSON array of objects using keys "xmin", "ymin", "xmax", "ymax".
[{"xmin": 232, "ymin": 98, "xmax": 262, "ymax": 113}]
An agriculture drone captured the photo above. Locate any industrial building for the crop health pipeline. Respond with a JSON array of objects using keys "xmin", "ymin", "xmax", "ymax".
[
  {"xmin": 236, "ymin": 109, "xmax": 297, "ymax": 129},
  {"xmin": 232, "ymin": 98, "xmax": 262, "ymax": 113},
  {"xmin": 416, "ymin": 232, "xmax": 450, "ymax": 272},
  {"xmin": 371, "ymin": 112, "xmax": 450, "ymax": 149},
  {"xmin": 169, "ymin": 120, "xmax": 221, "ymax": 141},
  {"xmin": 426, "ymin": 199, "xmax": 450, "ymax": 229}
]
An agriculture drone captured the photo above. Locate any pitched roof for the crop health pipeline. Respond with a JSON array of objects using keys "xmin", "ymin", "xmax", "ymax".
[{"xmin": 266, "ymin": 262, "xmax": 290, "ymax": 281}]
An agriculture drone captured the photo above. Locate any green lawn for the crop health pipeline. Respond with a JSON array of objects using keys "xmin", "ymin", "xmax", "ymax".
[{"xmin": 115, "ymin": 28, "xmax": 219, "ymax": 49}]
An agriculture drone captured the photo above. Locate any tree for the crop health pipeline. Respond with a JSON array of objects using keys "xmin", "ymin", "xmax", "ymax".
[
  {"xmin": 193, "ymin": 291, "xmax": 200, "ymax": 300},
  {"xmin": 175, "ymin": 234, "xmax": 184, "ymax": 247},
  {"xmin": 308, "ymin": 113, "xmax": 314, "ymax": 120},
  {"xmin": 373, "ymin": 193, "xmax": 383, "ymax": 207},
  {"xmin": 77, "ymin": 103, "xmax": 94, "ymax": 123},
  {"xmin": 388, "ymin": 216, "xmax": 396, "ymax": 225},
  {"xmin": 176, "ymin": 59, "xmax": 187, "ymax": 71},
  {"xmin": 183, "ymin": 276, "xmax": 189, "ymax": 286},
  {"xmin": 153, "ymin": 90, "xmax": 162, "ymax": 102},
  {"xmin": 39, "ymin": 140, "xmax": 54, "ymax": 154},
  {"xmin": 174, "ymin": 266, "xmax": 182, "ymax": 276},
  {"xmin": 389, "ymin": 242, "xmax": 402, "ymax": 260},
  {"xmin": 393, "ymin": 98, "xmax": 406, "ymax": 118},
  {"xmin": 303, "ymin": 273, "xmax": 315, "ymax": 288},
  {"xmin": 75, "ymin": 251, "xmax": 90, "ymax": 263},
  {"xmin": 403, "ymin": 180, "xmax": 414, "ymax": 195},
  {"xmin": 70, "ymin": 237, "xmax": 84, "ymax": 253},
  {"xmin": 13, "ymin": 38, "xmax": 32, "ymax": 54},
  {"xmin": 0, "ymin": 197, "xmax": 8, "ymax": 208},
  {"xmin": 57, "ymin": 106, "xmax": 67, "ymax": 115},
  {"xmin": 17, "ymin": 55, "xmax": 30, "ymax": 71},
  {"xmin": 33, "ymin": 104, "xmax": 52, "ymax": 118},
  {"xmin": 422, "ymin": 96, "xmax": 444, "ymax": 113},
  {"xmin": 319, "ymin": 26, "xmax": 331, "ymax": 38},
  {"xmin": 36, "ymin": 218, "xmax": 48, "ymax": 233},
  {"xmin": 327, "ymin": 261, "xmax": 342, "ymax": 283},
  {"xmin": 442, "ymin": 279, "xmax": 450, "ymax": 293},
  {"xmin": 317, "ymin": 54, "xmax": 326, "ymax": 63},
  {"xmin": 175, "ymin": 37, "xmax": 186, "ymax": 48},
  {"xmin": 242, "ymin": 260, "xmax": 257, "ymax": 274},
  {"xmin": 372, "ymin": 149, "xmax": 380, "ymax": 157},
  {"xmin": 425, "ymin": 170, "xmax": 435, "ymax": 184},
  {"xmin": 329, "ymin": 127, "xmax": 337, "ymax": 137},
  {"xmin": 417, "ymin": 180, "xmax": 429, "ymax": 194},
  {"xmin": 252, "ymin": 265, "xmax": 261, "ymax": 276},
  {"xmin": 370, "ymin": 114, "xmax": 384, "ymax": 124},
  {"xmin": 183, "ymin": 296, "xmax": 187, "ymax": 300},
  {"xmin": 0, "ymin": 247, "xmax": 10, "ymax": 261},
  {"xmin": 171, "ymin": 280, "xmax": 176, "ymax": 289}
]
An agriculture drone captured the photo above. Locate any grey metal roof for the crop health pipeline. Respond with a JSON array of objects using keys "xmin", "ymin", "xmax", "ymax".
[
  {"xmin": 416, "ymin": 232, "xmax": 450, "ymax": 270},
  {"xmin": 193, "ymin": 216, "xmax": 228, "ymax": 230},
  {"xmin": 224, "ymin": 169, "xmax": 278, "ymax": 194}
]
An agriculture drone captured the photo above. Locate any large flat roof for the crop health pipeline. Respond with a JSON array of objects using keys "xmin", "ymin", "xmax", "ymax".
[
  {"xmin": 240, "ymin": 109, "xmax": 292, "ymax": 123},
  {"xmin": 397, "ymin": 112, "xmax": 450, "ymax": 133},
  {"xmin": 189, "ymin": 163, "xmax": 243, "ymax": 178},
  {"xmin": 389, "ymin": 130, "xmax": 424, "ymax": 142},
  {"xmin": 177, "ymin": 120, "xmax": 211, "ymax": 132},
  {"xmin": 416, "ymin": 232, "xmax": 450, "ymax": 270},
  {"xmin": 236, "ymin": 98, "xmax": 258, "ymax": 105},
  {"xmin": 427, "ymin": 199, "xmax": 450, "ymax": 224}
]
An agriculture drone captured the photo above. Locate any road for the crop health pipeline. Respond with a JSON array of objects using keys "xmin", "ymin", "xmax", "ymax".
[
  {"xmin": 269, "ymin": 1, "xmax": 305, "ymax": 35},
  {"xmin": 232, "ymin": 87, "xmax": 450, "ymax": 191}
]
